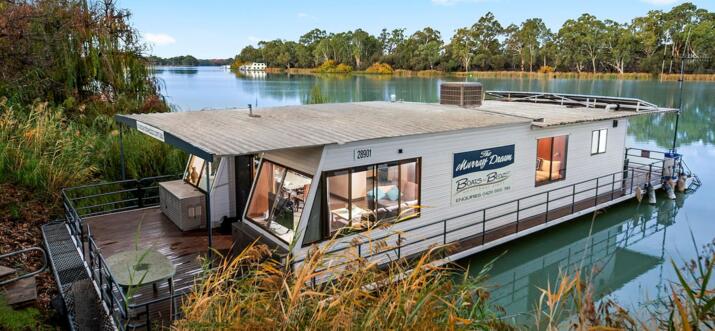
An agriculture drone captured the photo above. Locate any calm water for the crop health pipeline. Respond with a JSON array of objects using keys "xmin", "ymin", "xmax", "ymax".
[{"xmin": 155, "ymin": 66, "xmax": 715, "ymax": 325}]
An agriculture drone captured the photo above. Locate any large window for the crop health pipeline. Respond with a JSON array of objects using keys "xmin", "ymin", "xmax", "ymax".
[
  {"xmin": 591, "ymin": 129, "xmax": 607, "ymax": 155},
  {"xmin": 536, "ymin": 136, "xmax": 568, "ymax": 185},
  {"xmin": 245, "ymin": 159, "xmax": 312, "ymax": 243},
  {"xmin": 322, "ymin": 158, "xmax": 421, "ymax": 239}
]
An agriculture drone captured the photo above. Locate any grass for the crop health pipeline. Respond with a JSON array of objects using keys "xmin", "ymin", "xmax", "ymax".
[
  {"xmin": 0, "ymin": 296, "xmax": 47, "ymax": 331},
  {"xmin": 0, "ymin": 98, "xmax": 186, "ymax": 201}
]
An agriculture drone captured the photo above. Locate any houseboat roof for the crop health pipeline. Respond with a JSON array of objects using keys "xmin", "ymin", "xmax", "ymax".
[{"xmin": 115, "ymin": 99, "xmax": 674, "ymax": 159}]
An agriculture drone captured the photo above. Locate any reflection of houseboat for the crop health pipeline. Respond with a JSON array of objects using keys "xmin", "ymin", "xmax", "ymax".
[
  {"xmin": 43, "ymin": 83, "xmax": 698, "ymax": 329},
  {"xmin": 238, "ymin": 62, "xmax": 266, "ymax": 71},
  {"xmin": 471, "ymin": 192, "xmax": 692, "ymax": 325}
]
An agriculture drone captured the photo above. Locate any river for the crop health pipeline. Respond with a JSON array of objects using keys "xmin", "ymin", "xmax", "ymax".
[{"xmin": 154, "ymin": 66, "xmax": 715, "ymax": 326}]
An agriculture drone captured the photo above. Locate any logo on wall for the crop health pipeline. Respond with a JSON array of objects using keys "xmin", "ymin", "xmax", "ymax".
[{"xmin": 451, "ymin": 145, "xmax": 515, "ymax": 205}]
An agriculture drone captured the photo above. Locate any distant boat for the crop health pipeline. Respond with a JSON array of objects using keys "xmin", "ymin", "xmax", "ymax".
[{"xmin": 239, "ymin": 62, "xmax": 267, "ymax": 72}]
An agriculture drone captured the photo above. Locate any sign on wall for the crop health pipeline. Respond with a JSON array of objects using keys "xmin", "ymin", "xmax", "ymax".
[
  {"xmin": 136, "ymin": 121, "xmax": 165, "ymax": 142},
  {"xmin": 451, "ymin": 144, "xmax": 515, "ymax": 205}
]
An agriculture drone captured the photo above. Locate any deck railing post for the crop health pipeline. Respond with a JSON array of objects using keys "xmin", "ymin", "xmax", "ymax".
[
  {"xmin": 545, "ymin": 191, "xmax": 550, "ymax": 223},
  {"xmin": 443, "ymin": 220, "xmax": 447, "ymax": 245},
  {"xmin": 594, "ymin": 178, "xmax": 599, "ymax": 206},
  {"xmin": 397, "ymin": 233, "xmax": 401, "ymax": 260},
  {"xmin": 648, "ymin": 164, "xmax": 653, "ymax": 185},
  {"xmin": 136, "ymin": 180, "xmax": 145, "ymax": 209},
  {"xmin": 571, "ymin": 185, "xmax": 576, "ymax": 214},
  {"xmin": 515, "ymin": 200, "xmax": 520, "ymax": 233},
  {"xmin": 611, "ymin": 173, "xmax": 616, "ymax": 200},
  {"xmin": 205, "ymin": 160, "xmax": 213, "ymax": 265},
  {"xmin": 630, "ymin": 168, "xmax": 635, "ymax": 194}
]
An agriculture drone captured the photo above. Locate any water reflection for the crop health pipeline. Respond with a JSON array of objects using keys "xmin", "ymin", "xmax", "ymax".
[{"xmin": 462, "ymin": 191, "xmax": 693, "ymax": 327}]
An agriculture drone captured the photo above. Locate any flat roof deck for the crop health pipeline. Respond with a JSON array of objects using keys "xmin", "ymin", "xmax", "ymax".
[{"xmin": 116, "ymin": 99, "xmax": 674, "ymax": 159}]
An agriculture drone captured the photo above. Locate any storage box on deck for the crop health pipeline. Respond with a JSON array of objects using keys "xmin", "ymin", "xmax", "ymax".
[{"xmin": 159, "ymin": 179, "xmax": 205, "ymax": 231}]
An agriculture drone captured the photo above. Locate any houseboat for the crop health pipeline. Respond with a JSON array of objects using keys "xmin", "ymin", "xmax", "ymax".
[
  {"xmin": 42, "ymin": 83, "xmax": 699, "ymax": 329},
  {"xmin": 238, "ymin": 62, "xmax": 267, "ymax": 71}
]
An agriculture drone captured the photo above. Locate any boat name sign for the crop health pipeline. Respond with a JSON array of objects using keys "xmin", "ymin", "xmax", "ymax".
[
  {"xmin": 452, "ymin": 145, "xmax": 514, "ymax": 205},
  {"xmin": 136, "ymin": 121, "xmax": 165, "ymax": 142}
]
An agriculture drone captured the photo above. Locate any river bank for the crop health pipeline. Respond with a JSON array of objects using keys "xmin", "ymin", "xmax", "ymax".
[{"xmin": 263, "ymin": 67, "xmax": 715, "ymax": 81}]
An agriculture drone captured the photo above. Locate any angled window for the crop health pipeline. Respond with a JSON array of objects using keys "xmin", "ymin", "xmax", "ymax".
[{"xmin": 245, "ymin": 159, "xmax": 312, "ymax": 244}]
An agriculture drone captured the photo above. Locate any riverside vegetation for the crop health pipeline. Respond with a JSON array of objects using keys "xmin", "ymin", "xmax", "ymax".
[
  {"xmin": 1, "ymin": 0, "xmax": 714, "ymax": 329},
  {"xmin": 232, "ymin": 2, "xmax": 715, "ymax": 79},
  {"xmin": 0, "ymin": 0, "xmax": 184, "ymax": 327}
]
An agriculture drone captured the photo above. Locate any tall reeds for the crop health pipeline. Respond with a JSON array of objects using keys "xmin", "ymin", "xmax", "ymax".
[{"xmin": 175, "ymin": 240, "xmax": 510, "ymax": 331}]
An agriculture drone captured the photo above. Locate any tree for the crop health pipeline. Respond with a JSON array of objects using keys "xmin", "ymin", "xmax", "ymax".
[
  {"xmin": 405, "ymin": 27, "xmax": 443, "ymax": 70},
  {"xmin": 350, "ymin": 29, "xmax": 379, "ymax": 69},
  {"xmin": 449, "ymin": 27, "xmax": 476, "ymax": 71},
  {"xmin": 603, "ymin": 20, "xmax": 637, "ymax": 74},
  {"xmin": 471, "ymin": 12, "xmax": 504, "ymax": 70},
  {"xmin": 557, "ymin": 14, "xmax": 606, "ymax": 73}
]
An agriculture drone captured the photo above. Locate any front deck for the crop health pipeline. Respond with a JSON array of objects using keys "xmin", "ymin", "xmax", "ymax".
[{"xmin": 84, "ymin": 207, "xmax": 232, "ymax": 329}]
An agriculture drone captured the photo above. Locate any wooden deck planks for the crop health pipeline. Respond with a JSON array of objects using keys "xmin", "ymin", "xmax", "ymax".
[{"xmin": 85, "ymin": 207, "xmax": 233, "ymax": 329}]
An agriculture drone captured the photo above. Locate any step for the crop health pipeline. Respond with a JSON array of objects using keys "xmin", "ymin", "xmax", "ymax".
[
  {"xmin": 0, "ymin": 266, "xmax": 16, "ymax": 279},
  {"xmin": 2, "ymin": 276, "xmax": 37, "ymax": 306}
]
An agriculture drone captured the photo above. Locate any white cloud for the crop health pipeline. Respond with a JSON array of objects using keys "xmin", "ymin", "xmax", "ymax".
[
  {"xmin": 640, "ymin": 0, "xmax": 679, "ymax": 5},
  {"xmin": 431, "ymin": 0, "xmax": 485, "ymax": 5},
  {"xmin": 297, "ymin": 12, "xmax": 316, "ymax": 19},
  {"xmin": 143, "ymin": 33, "xmax": 176, "ymax": 46}
]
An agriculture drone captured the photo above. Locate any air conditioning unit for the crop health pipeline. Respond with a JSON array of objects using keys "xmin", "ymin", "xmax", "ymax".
[
  {"xmin": 159, "ymin": 180, "xmax": 206, "ymax": 231},
  {"xmin": 440, "ymin": 82, "xmax": 483, "ymax": 107}
]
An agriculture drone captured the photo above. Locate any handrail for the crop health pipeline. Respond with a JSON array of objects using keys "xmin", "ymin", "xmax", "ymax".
[
  {"xmin": 292, "ymin": 158, "xmax": 663, "ymax": 272},
  {"xmin": 0, "ymin": 247, "xmax": 48, "ymax": 286}
]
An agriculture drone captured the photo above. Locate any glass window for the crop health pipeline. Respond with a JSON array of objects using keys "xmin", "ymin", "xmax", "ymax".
[
  {"xmin": 326, "ymin": 170, "xmax": 350, "ymax": 235},
  {"xmin": 591, "ymin": 129, "xmax": 607, "ymax": 155},
  {"xmin": 319, "ymin": 158, "xmax": 421, "ymax": 241},
  {"xmin": 536, "ymin": 135, "xmax": 568, "ymax": 185},
  {"xmin": 184, "ymin": 155, "xmax": 220, "ymax": 191},
  {"xmin": 245, "ymin": 159, "xmax": 312, "ymax": 244},
  {"xmin": 399, "ymin": 159, "xmax": 420, "ymax": 219}
]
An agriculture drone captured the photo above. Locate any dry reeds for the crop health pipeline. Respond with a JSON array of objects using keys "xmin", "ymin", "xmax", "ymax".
[{"xmin": 175, "ymin": 238, "xmax": 510, "ymax": 331}]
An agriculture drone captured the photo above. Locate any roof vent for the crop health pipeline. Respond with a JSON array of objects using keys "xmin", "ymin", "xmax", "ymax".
[{"xmin": 440, "ymin": 82, "xmax": 483, "ymax": 107}]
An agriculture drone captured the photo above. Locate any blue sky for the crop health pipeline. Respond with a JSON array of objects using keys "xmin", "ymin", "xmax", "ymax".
[{"xmin": 123, "ymin": 0, "xmax": 715, "ymax": 59}]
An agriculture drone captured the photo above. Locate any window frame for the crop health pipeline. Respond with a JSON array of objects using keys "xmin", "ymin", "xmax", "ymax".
[
  {"xmin": 314, "ymin": 157, "xmax": 422, "ymax": 243},
  {"xmin": 591, "ymin": 129, "xmax": 608, "ymax": 155},
  {"xmin": 244, "ymin": 158, "xmax": 314, "ymax": 245},
  {"xmin": 535, "ymin": 135, "xmax": 569, "ymax": 187}
]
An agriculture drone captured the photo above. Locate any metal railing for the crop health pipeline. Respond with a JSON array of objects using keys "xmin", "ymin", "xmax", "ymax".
[
  {"xmin": 60, "ymin": 174, "xmax": 181, "ymax": 330},
  {"xmin": 0, "ymin": 247, "xmax": 47, "ymax": 286},
  {"xmin": 86, "ymin": 226, "xmax": 187, "ymax": 331},
  {"xmin": 291, "ymin": 157, "xmax": 667, "ymax": 276},
  {"xmin": 61, "ymin": 174, "xmax": 180, "ymax": 256}
]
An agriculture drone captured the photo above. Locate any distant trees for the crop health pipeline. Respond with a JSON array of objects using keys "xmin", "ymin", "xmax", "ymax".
[
  {"xmin": 233, "ymin": 2, "xmax": 715, "ymax": 74},
  {"xmin": 147, "ymin": 55, "xmax": 232, "ymax": 66}
]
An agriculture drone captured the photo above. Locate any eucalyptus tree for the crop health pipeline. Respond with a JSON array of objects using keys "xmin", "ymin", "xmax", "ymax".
[
  {"xmin": 558, "ymin": 14, "xmax": 606, "ymax": 73},
  {"xmin": 471, "ymin": 12, "xmax": 504, "ymax": 70},
  {"xmin": 505, "ymin": 18, "xmax": 550, "ymax": 71},
  {"xmin": 449, "ymin": 27, "xmax": 476, "ymax": 71},
  {"xmin": 350, "ymin": 29, "xmax": 380, "ymax": 69},
  {"xmin": 299, "ymin": 28, "xmax": 327, "ymax": 66},
  {"xmin": 409, "ymin": 27, "xmax": 443, "ymax": 70},
  {"xmin": 631, "ymin": 10, "xmax": 665, "ymax": 72},
  {"xmin": 603, "ymin": 20, "xmax": 637, "ymax": 74}
]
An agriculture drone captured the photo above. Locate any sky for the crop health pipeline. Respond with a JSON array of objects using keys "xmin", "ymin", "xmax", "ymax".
[{"xmin": 122, "ymin": 0, "xmax": 715, "ymax": 59}]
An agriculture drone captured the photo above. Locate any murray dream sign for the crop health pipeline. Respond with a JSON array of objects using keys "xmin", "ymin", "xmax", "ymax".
[{"xmin": 451, "ymin": 145, "xmax": 515, "ymax": 205}]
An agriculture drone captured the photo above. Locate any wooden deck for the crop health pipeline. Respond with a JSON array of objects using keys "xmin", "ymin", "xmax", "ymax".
[{"xmin": 85, "ymin": 207, "xmax": 232, "ymax": 329}]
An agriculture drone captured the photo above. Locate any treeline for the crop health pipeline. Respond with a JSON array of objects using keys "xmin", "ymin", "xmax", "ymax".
[
  {"xmin": 147, "ymin": 55, "xmax": 232, "ymax": 67},
  {"xmin": 234, "ymin": 2, "xmax": 715, "ymax": 74}
]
